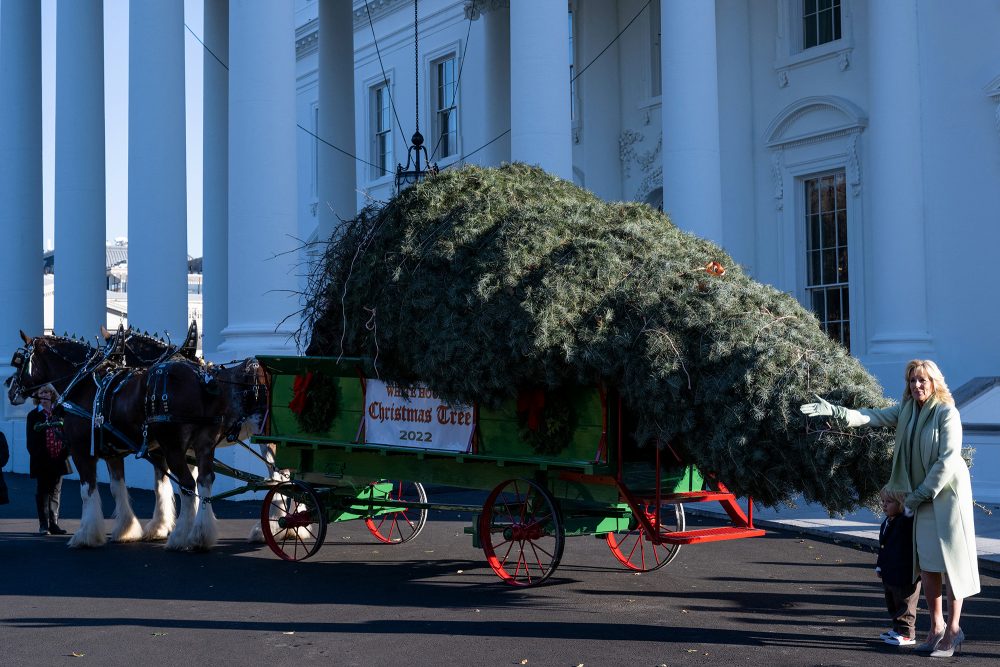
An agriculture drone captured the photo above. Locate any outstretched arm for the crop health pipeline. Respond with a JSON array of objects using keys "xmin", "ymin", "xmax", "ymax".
[{"xmin": 800, "ymin": 396, "xmax": 900, "ymax": 428}]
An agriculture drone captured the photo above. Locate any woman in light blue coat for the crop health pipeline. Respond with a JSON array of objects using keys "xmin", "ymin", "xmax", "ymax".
[{"xmin": 801, "ymin": 360, "xmax": 979, "ymax": 657}]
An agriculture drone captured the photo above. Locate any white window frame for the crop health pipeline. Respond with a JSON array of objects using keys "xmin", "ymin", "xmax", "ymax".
[
  {"xmin": 430, "ymin": 53, "xmax": 459, "ymax": 162},
  {"xmin": 365, "ymin": 72, "xmax": 396, "ymax": 184},
  {"xmin": 764, "ymin": 96, "xmax": 867, "ymax": 354},
  {"xmin": 773, "ymin": 0, "xmax": 854, "ymax": 88},
  {"xmin": 801, "ymin": 170, "xmax": 851, "ymax": 349},
  {"xmin": 423, "ymin": 42, "xmax": 462, "ymax": 168}
]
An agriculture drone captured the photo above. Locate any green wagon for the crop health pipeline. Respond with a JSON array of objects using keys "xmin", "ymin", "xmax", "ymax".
[{"xmin": 251, "ymin": 355, "xmax": 764, "ymax": 587}]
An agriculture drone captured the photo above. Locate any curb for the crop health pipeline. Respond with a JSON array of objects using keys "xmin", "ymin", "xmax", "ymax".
[{"xmin": 684, "ymin": 506, "xmax": 1000, "ymax": 575}]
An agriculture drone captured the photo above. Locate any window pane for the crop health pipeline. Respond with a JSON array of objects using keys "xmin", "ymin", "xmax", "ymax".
[
  {"xmin": 809, "ymin": 214, "xmax": 821, "ymax": 249},
  {"xmin": 821, "ymin": 212, "xmax": 836, "ymax": 247},
  {"xmin": 826, "ymin": 288, "xmax": 841, "ymax": 322},
  {"xmin": 809, "ymin": 249, "xmax": 821, "ymax": 286},
  {"xmin": 804, "ymin": 15, "xmax": 817, "ymax": 48},
  {"xmin": 822, "ymin": 249, "xmax": 837, "ymax": 285},
  {"xmin": 842, "ymin": 287, "xmax": 850, "ymax": 320},
  {"xmin": 811, "ymin": 290, "xmax": 826, "ymax": 321},
  {"xmin": 805, "ymin": 0, "xmax": 817, "ymax": 15},
  {"xmin": 827, "ymin": 321, "xmax": 842, "ymax": 345},
  {"xmin": 818, "ymin": 8, "xmax": 833, "ymax": 43}
]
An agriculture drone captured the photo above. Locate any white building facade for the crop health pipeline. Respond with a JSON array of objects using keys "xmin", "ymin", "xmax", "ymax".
[{"xmin": 2, "ymin": 0, "xmax": 1000, "ymax": 499}]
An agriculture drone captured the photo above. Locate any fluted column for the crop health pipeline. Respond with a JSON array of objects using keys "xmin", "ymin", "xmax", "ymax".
[
  {"xmin": 128, "ymin": 0, "xmax": 188, "ymax": 340},
  {"xmin": 54, "ymin": 0, "xmax": 107, "ymax": 338},
  {"xmin": 510, "ymin": 0, "xmax": 571, "ymax": 179},
  {"xmin": 661, "ymin": 0, "xmax": 723, "ymax": 245},
  {"xmin": 865, "ymin": 0, "xmax": 932, "ymax": 362},
  {"xmin": 0, "ymin": 0, "xmax": 43, "ymax": 375},
  {"xmin": 203, "ymin": 0, "xmax": 229, "ymax": 355},
  {"xmin": 317, "ymin": 0, "xmax": 357, "ymax": 242},
  {"xmin": 218, "ymin": 0, "xmax": 298, "ymax": 358}
]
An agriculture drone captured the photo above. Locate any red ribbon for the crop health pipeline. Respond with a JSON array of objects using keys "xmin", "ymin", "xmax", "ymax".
[
  {"xmin": 516, "ymin": 387, "xmax": 546, "ymax": 431},
  {"xmin": 288, "ymin": 372, "xmax": 314, "ymax": 415}
]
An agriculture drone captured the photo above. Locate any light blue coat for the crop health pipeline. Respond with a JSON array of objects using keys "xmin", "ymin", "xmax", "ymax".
[{"xmin": 840, "ymin": 397, "xmax": 980, "ymax": 599}]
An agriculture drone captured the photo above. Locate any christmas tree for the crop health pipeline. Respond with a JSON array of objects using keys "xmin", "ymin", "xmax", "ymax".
[{"xmin": 303, "ymin": 163, "xmax": 893, "ymax": 513}]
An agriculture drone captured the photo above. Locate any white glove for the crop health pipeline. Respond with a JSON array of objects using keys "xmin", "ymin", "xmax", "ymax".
[
  {"xmin": 800, "ymin": 394, "xmax": 835, "ymax": 417},
  {"xmin": 903, "ymin": 505, "xmax": 913, "ymax": 518}
]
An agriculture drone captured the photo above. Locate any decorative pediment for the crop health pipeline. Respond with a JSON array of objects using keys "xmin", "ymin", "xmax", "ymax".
[
  {"xmin": 353, "ymin": 0, "xmax": 412, "ymax": 29},
  {"xmin": 764, "ymin": 96, "xmax": 867, "ymax": 149}
]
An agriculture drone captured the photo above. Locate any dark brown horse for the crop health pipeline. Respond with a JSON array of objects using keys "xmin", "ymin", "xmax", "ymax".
[
  {"xmin": 7, "ymin": 332, "xmax": 169, "ymax": 547},
  {"xmin": 8, "ymin": 331, "xmax": 269, "ymax": 550}
]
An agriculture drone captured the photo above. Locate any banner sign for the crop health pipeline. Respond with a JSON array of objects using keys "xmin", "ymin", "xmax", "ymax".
[{"xmin": 364, "ymin": 380, "xmax": 475, "ymax": 452}]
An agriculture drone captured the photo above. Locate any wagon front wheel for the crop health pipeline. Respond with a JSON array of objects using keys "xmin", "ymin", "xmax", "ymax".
[
  {"xmin": 480, "ymin": 478, "xmax": 564, "ymax": 586},
  {"xmin": 364, "ymin": 480, "xmax": 428, "ymax": 544},
  {"xmin": 605, "ymin": 502, "xmax": 685, "ymax": 571},
  {"xmin": 261, "ymin": 480, "xmax": 327, "ymax": 562}
]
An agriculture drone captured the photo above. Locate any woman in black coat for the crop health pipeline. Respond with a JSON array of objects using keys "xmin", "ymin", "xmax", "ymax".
[{"xmin": 26, "ymin": 383, "xmax": 72, "ymax": 534}]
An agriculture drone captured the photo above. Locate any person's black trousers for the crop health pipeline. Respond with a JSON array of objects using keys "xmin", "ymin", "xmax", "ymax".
[{"xmin": 35, "ymin": 474, "xmax": 63, "ymax": 530}]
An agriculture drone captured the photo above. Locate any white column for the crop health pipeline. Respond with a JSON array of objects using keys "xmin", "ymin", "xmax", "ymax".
[
  {"xmin": 202, "ymin": 0, "xmax": 229, "ymax": 355},
  {"xmin": 577, "ymin": 0, "xmax": 621, "ymax": 200},
  {"xmin": 509, "ymin": 0, "xmax": 571, "ymax": 180},
  {"xmin": 661, "ymin": 0, "xmax": 723, "ymax": 245},
  {"xmin": 0, "ymin": 0, "xmax": 43, "ymax": 374},
  {"xmin": 865, "ymin": 0, "xmax": 932, "ymax": 363},
  {"xmin": 54, "ymin": 0, "xmax": 106, "ymax": 338},
  {"xmin": 481, "ymin": 5, "xmax": 510, "ymax": 166},
  {"xmin": 317, "ymin": 0, "xmax": 358, "ymax": 242},
  {"xmin": 218, "ymin": 0, "xmax": 298, "ymax": 358},
  {"xmin": 128, "ymin": 0, "xmax": 188, "ymax": 340}
]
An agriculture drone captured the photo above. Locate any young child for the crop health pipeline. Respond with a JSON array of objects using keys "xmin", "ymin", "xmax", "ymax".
[{"xmin": 875, "ymin": 487, "xmax": 921, "ymax": 646}]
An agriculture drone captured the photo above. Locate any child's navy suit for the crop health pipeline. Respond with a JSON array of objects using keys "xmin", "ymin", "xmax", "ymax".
[{"xmin": 877, "ymin": 514, "xmax": 921, "ymax": 638}]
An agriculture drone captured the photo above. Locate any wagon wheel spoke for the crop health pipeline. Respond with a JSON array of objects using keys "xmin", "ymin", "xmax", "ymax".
[
  {"xmin": 480, "ymin": 479, "xmax": 564, "ymax": 587},
  {"xmin": 605, "ymin": 502, "xmax": 685, "ymax": 572},
  {"xmin": 364, "ymin": 481, "xmax": 428, "ymax": 544},
  {"xmin": 260, "ymin": 481, "xmax": 327, "ymax": 562}
]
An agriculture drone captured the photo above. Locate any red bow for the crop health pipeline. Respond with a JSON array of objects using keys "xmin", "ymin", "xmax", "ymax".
[
  {"xmin": 288, "ymin": 372, "xmax": 314, "ymax": 415},
  {"xmin": 516, "ymin": 387, "xmax": 546, "ymax": 431}
]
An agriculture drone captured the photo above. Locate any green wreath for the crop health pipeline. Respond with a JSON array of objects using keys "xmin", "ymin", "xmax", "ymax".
[
  {"xmin": 294, "ymin": 371, "xmax": 341, "ymax": 434},
  {"xmin": 516, "ymin": 387, "xmax": 577, "ymax": 457}
]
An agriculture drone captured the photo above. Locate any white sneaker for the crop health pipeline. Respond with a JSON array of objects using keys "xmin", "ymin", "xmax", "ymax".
[{"xmin": 886, "ymin": 635, "xmax": 916, "ymax": 646}]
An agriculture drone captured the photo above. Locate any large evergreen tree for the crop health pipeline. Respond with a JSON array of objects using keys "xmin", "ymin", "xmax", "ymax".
[{"xmin": 303, "ymin": 163, "xmax": 893, "ymax": 513}]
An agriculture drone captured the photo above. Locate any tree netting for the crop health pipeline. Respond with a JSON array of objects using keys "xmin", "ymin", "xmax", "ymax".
[{"xmin": 302, "ymin": 163, "xmax": 894, "ymax": 514}]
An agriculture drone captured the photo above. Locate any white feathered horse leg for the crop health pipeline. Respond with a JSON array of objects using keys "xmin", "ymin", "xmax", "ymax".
[
  {"xmin": 188, "ymin": 469, "xmax": 218, "ymax": 551},
  {"xmin": 143, "ymin": 464, "xmax": 176, "ymax": 540},
  {"xmin": 166, "ymin": 462, "xmax": 199, "ymax": 551},
  {"xmin": 68, "ymin": 482, "xmax": 107, "ymax": 548},
  {"xmin": 107, "ymin": 459, "xmax": 142, "ymax": 542}
]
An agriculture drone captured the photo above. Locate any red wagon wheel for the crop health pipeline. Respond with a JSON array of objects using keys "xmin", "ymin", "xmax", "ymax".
[
  {"xmin": 480, "ymin": 478, "xmax": 564, "ymax": 586},
  {"xmin": 364, "ymin": 480, "xmax": 428, "ymax": 544},
  {"xmin": 605, "ymin": 502, "xmax": 685, "ymax": 571},
  {"xmin": 260, "ymin": 480, "xmax": 327, "ymax": 562}
]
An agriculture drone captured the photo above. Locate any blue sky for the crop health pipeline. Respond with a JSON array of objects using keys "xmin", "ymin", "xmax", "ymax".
[{"xmin": 40, "ymin": 0, "xmax": 205, "ymax": 257}]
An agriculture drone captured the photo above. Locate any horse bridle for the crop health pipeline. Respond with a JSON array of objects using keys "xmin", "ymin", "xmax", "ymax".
[{"xmin": 9, "ymin": 337, "xmax": 111, "ymax": 403}]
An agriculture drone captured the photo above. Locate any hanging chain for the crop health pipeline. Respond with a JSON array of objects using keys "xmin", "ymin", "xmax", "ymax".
[{"xmin": 414, "ymin": 0, "xmax": 419, "ymax": 133}]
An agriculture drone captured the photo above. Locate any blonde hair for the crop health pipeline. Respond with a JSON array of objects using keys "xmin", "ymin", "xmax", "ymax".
[
  {"xmin": 903, "ymin": 359, "xmax": 954, "ymax": 405},
  {"xmin": 879, "ymin": 486, "xmax": 907, "ymax": 505},
  {"xmin": 31, "ymin": 383, "xmax": 60, "ymax": 406}
]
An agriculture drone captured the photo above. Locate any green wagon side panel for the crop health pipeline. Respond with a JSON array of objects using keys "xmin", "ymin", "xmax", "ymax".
[{"xmin": 259, "ymin": 355, "xmax": 606, "ymax": 466}]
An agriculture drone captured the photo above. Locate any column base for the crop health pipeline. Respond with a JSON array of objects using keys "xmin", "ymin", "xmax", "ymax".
[{"xmin": 213, "ymin": 323, "xmax": 299, "ymax": 363}]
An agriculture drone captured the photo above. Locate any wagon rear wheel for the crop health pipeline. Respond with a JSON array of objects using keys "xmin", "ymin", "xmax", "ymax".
[
  {"xmin": 364, "ymin": 480, "xmax": 428, "ymax": 544},
  {"xmin": 480, "ymin": 478, "xmax": 564, "ymax": 586},
  {"xmin": 261, "ymin": 480, "xmax": 327, "ymax": 562},
  {"xmin": 605, "ymin": 502, "xmax": 685, "ymax": 571}
]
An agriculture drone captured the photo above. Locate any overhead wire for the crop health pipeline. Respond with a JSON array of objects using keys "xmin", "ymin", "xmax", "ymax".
[{"xmin": 185, "ymin": 0, "xmax": 649, "ymax": 181}]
